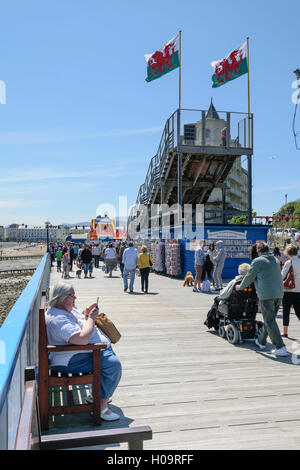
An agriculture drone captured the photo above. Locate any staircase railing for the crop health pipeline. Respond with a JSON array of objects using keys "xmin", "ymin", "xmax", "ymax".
[{"xmin": 137, "ymin": 110, "xmax": 178, "ymax": 204}]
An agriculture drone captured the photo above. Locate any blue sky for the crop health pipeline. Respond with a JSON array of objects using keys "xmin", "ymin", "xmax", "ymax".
[{"xmin": 0, "ymin": 0, "xmax": 299, "ymax": 226}]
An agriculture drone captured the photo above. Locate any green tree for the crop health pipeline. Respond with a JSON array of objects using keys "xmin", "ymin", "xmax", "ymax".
[
  {"xmin": 273, "ymin": 200, "xmax": 300, "ymax": 229},
  {"xmin": 230, "ymin": 212, "xmax": 257, "ymax": 225}
]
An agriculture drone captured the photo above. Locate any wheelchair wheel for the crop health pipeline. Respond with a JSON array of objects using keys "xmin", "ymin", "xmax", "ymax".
[
  {"xmin": 219, "ymin": 325, "xmax": 226, "ymax": 338},
  {"xmin": 226, "ymin": 324, "xmax": 240, "ymax": 344}
]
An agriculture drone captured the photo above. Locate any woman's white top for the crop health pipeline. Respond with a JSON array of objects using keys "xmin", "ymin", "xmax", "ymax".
[
  {"xmin": 46, "ymin": 306, "xmax": 110, "ymax": 367},
  {"xmin": 281, "ymin": 256, "xmax": 300, "ymax": 293}
]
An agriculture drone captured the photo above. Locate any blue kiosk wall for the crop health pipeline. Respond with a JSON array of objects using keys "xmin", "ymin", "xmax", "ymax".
[{"xmin": 181, "ymin": 225, "xmax": 270, "ymax": 280}]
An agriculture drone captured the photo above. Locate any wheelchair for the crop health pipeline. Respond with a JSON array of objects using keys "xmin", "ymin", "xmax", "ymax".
[{"xmin": 204, "ymin": 282, "xmax": 264, "ymax": 345}]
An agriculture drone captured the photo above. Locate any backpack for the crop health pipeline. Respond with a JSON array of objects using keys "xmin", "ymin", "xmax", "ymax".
[
  {"xmin": 201, "ymin": 280, "xmax": 211, "ymax": 293},
  {"xmin": 229, "ymin": 281, "xmax": 257, "ymax": 316}
]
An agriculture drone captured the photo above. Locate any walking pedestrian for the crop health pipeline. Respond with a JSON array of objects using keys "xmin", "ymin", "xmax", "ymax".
[
  {"xmin": 281, "ymin": 244, "xmax": 300, "ymax": 338},
  {"xmin": 118, "ymin": 242, "xmax": 127, "ymax": 277},
  {"xmin": 236, "ymin": 242, "xmax": 289, "ymax": 357},
  {"xmin": 212, "ymin": 241, "xmax": 227, "ymax": 290},
  {"xmin": 104, "ymin": 243, "xmax": 117, "ymax": 277},
  {"xmin": 193, "ymin": 240, "xmax": 206, "ymax": 292},
  {"xmin": 201, "ymin": 242, "xmax": 215, "ymax": 285},
  {"xmin": 122, "ymin": 242, "xmax": 138, "ymax": 293},
  {"xmin": 56, "ymin": 246, "xmax": 63, "ymax": 272},
  {"xmin": 49, "ymin": 243, "xmax": 55, "ymax": 267},
  {"xmin": 250, "ymin": 243, "xmax": 259, "ymax": 261},
  {"xmin": 93, "ymin": 244, "xmax": 101, "ymax": 268},
  {"xmin": 138, "ymin": 245, "xmax": 152, "ymax": 293},
  {"xmin": 81, "ymin": 244, "xmax": 93, "ymax": 278}
]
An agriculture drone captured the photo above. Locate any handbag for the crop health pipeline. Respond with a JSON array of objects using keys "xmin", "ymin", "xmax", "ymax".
[
  {"xmin": 283, "ymin": 262, "xmax": 295, "ymax": 290},
  {"xmin": 95, "ymin": 312, "xmax": 121, "ymax": 344}
]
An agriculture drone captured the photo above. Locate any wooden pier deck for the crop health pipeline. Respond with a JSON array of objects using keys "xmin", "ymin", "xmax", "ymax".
[{"xmin": 47, "ymin": 264, "xmax": 300, "ymax": 450}]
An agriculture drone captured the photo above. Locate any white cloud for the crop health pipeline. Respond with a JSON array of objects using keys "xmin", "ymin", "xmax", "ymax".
[
  {"xmin": 0, "ymin": 126, "xmax": 162, "ymax": 144},
  {"xmin": 254, "ymin": 184, "xmax": 300, "ymax": 194},
  {"xmin": 0, "ymin": 167, "xmax": 121, "ymax": 183},
  {"xmin": 0, "ymin": 199, "xmax": 48, "ymax": 208}
]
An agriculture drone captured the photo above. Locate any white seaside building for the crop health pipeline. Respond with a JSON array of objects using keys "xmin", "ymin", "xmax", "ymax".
[
  {"xmin": 6, "ymin": 225, "xmax": 68, "ymax": 243},
  {"xmin": 192, "ymin": 101, "xmax": 248, "ymax": 217}
]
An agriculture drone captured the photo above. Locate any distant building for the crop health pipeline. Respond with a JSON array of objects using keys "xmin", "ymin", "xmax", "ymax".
[
  {"xmin": 194, "ymin": 101, "xmax": 248, "ymax": 219},
  {"xmin": 207, "ymin": 157, "xmax": 248, "ymax": 213},
  {"xmin": 5, "ymin": 225, "xmax": 68, "ymax": 242},
  {"xmin": 0, "ymin": 226, "xmax": 5, "ymax": 240}
]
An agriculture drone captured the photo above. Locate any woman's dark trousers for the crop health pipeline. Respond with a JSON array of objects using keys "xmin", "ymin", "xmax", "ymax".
[
  {"xmin": 140, "ymin": 267, "xmax": 150, "ymax": 292},
  {"xmin": 282, "ymin": 292, "xmax": 300, "ymax": 326}
]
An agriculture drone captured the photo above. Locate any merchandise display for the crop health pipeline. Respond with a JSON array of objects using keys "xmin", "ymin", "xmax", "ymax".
[
  {"xmin": 206, "ymin": 239, "xmax": 252, "ymax": 258},
  {"xmin": 165, "ymin": 240, "xmax": 181, "ymax": 276}
]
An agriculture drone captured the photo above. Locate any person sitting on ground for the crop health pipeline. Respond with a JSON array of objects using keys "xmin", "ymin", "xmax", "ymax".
[
  {"xmin": 46, "ymin": 282, "xmax": 122, "ymax": 421},
  {"xmin": 217, "ymin": 263, "xmax": 251, "ymax": 315}
]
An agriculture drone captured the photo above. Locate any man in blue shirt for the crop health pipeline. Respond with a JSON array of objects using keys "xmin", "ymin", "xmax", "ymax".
[{"xmin": 122, "ymin": 242, "xmax": 138, "ymax": 293}]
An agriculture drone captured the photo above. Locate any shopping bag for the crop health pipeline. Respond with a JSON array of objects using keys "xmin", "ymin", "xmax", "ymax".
[{"xmin": 95, "ymin": 313, "xmax": 121, "ymax": 344}]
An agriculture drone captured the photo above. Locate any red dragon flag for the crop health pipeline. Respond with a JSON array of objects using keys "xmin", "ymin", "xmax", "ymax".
[
  {"xmin": 145, "ymin": 35, "xmax": 180, "ymax": 83},
  {"xmin": 211, "ymin": 41, "xmax": 248, "ymax": 88}
]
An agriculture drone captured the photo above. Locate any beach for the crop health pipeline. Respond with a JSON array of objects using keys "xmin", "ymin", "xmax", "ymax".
[{"xmin": 0, "ymin": 242, "xmax": 45, "ymax": 327}]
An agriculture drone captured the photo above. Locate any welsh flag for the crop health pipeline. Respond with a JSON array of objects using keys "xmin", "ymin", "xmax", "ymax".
[
  {"xmin": 145, "ymin": 35, "xmax": 180, "ymax": 83},
  {"xmin": 211, "ymin": 41, "xmax": 248, "ymax": 88}
]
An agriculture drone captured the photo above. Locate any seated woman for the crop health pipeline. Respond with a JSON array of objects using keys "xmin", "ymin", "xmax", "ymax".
[
  {"xmin": 217, "ymin": 263, "xmax": 251, "ymax": 315},
  {"xmin": 46, "ymin": 282, "xmax": 122, "ymax": 421}
]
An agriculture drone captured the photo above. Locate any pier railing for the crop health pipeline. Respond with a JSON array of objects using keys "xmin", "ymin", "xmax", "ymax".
[{"xmin": 0, "ymin": 254, "xmax": 51, "ymax": 449}]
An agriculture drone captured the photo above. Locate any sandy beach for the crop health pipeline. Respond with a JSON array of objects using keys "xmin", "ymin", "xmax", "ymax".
[{"xmin": 0, "ymin": 242, "xmax": 46, "ymax": 257}]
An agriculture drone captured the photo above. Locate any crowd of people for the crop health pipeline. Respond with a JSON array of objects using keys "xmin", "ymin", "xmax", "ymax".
[
  {"xmin": 48, "ymin": 239, "xmax": 152, "ymax": 294},
  {"xmin": 45, "ymin": 237, "xmax": 300, "ymax": 423},
  {"xmin": 194, "ymin": 240, "xmax": 227, "ymax": 292}
]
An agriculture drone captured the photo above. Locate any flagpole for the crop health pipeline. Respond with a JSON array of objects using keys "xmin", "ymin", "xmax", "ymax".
[
  {"xmin": 246, "ymin": 37, "xmax": 251, "ymax": 148},
  {"xmin": 246, "ymin": 36, "xmax": 252, "ymax": 225},
  {"xmin": 178, "ymin": 30, "xmax": 182, "ymax": 145}
]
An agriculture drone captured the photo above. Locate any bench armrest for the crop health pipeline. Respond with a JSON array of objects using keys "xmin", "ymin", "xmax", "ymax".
[
  {"xmin": 46, "ymin": 343, "xmax": 107, "ymax": 352},
  {"xmin": 40, "ymin": 426, "xmax": 153, "ymax": 450}
]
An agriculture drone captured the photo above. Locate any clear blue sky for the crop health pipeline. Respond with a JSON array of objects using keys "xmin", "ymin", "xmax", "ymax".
[{"xmin": 0, "ymin": 0, "xmax": 299, "ymax": 226}]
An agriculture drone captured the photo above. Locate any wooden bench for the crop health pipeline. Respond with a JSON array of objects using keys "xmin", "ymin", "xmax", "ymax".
[
  {"xmin": 38, "ymin": 291, "xmax": 107, "ymax": 430},
  {"xmin": 14, "ymin": 367, "xmax": 152, "ymax": 450}
]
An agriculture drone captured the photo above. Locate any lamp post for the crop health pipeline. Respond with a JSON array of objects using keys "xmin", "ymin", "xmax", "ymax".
[{"xmin": 45, "ymin": 221, "xmax": 51, "ymax": 253}]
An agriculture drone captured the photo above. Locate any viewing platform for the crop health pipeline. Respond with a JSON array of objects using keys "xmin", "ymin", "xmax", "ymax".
[{"xmin": 1, "ymin": 256, "xmax": 300, "ymax": 450}]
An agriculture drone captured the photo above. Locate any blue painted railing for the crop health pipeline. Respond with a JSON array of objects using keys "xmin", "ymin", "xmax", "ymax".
[{"xmin": 0, "ymin": 254, "xmax": 51, "ymax": 449}]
